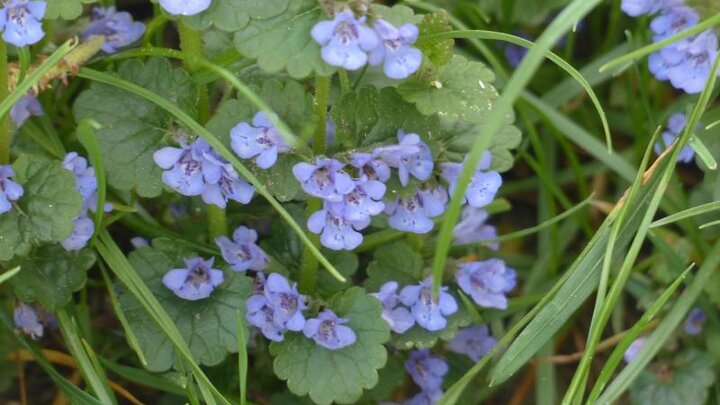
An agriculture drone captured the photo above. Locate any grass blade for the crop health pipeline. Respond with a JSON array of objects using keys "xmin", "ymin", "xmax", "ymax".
[
  {"xmin": 650, "ymin": 201, "xmax": 720, "ymax": 228},
  {"xmin": 0, "ymin": 266, "xmax": 20, "ymax": 285},
  {"xmin": 237, "ymin": 310, "xmax": 248, "ymax": 405}
]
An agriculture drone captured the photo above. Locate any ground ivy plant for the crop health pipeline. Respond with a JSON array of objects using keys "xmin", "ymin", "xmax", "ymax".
[{"xmin": 2, "ymin": 0, "xmax": 720, "ymax": 404}]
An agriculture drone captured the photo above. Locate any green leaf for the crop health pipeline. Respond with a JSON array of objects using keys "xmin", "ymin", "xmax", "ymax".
[
  {"xmin": 370, "ymin": 4, "xmax": 423, "ymax": 26},
  {"xmin": 44, "ymin": 0, "xmax": 98, "ymax": 20},
  {"xmin": 182, "ymin": 0, "xmax": 289, "ymax": 32},
  {"xmin": 317, "ymin": 250, "xmax": 358, "ymax": 297},
  {"xmin": 270, "ymin": 287, "xmax": 390, "ymax": 405},
  {"xmin": 476, "ymin": 0, "xmax": 572, "ymax": 25},
  {"xmin": 73, "ymin": 58, "xmax": 198, "ymax": 198},
  {"xmin": 630, "ymin": 350, "xmax": 714, "ymax": 405},
  {"xmin": 441, "ymin": 118, "xmax": 521, "ymax": 173},
  {"xmin": 117, "ymin": 238, "xmax": 253, "ymax": 372},
  {"xmin": 233, "ymin": 0, "xmax": 334, "ymax": 78},
  {"xmin": 0, "ymin": 325, "xmax": 19, "ymax": 393},
  {"xmin": 415, "ymin": 10, "xmax": 455, "ymax": 67},
  {"xmin": 364, "ymin": 241, "xmax": 423, "ymax": 292},
  {"xmin": 0, "ymin": 155, "xmax": 83, "ymax": 261},
  {"xmin": 397, "ymin": 56, "xmax": 499, "ymax": 124},
  {"xmin": 331, "ymin": 86, "xmax": 441, "ymax": 149},
  {"xmin": 11, "ymin": 246, "xmax": 96, "ymax": 311},
  {"xmin": 358, "ymin": 355, "xmax": 405, "ymax": 403}
]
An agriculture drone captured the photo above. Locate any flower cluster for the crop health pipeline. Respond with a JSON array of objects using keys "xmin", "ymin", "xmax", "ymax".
[
  {"xmin": 246, "ymin": 273, "xmax": 356, "ymax": 350},
  {"xmin": 154, "ymin": 138, "xmax": 254, "ymax": 208},
  {"xmin": 623, "ymin": 0, "xmax": 718, "ymax": 93},
  {"xmin": 159, "ymin": 0, "xmax": 211, "ymax": 16},
  {"xmin": 456, "ymin": 259, "xmax": 517, "ymax": 310},
  {"xmin": 373, "ymin": 277, "xmax": 459, "ymax": 332},
  {"xmin": 0, "ymin": 0, "xmax": 46, "ymax": 47},
  {"xmin": 61, "ymin": 152, "xmax": 112, "ymax": 251},
  {"xmin": 653, "ymin": 112, "xmax": 697, "ymax": 163},
  {"xmin": 83, "ymin": 7, "xmax": 145, "ymax": 54},
  {"xmin": 312, "ymin": 9, "xmax": 422, "ymax": 80},
  {"xmin": 0, "ymin": 165, "xmax": 23, "ymax": 214},
  {"xmin": 404, "ymin": 350, "xmax": 448, "ymax": 403}
]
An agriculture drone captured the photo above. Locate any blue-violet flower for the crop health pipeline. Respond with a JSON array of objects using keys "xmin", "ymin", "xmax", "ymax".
[
  {"xmin": 14, "ymin": 302, "xmax": 43, "ymax": 339},
  {"xmin": 10, "ymin": 93, "xmax": 42, "ymax": 128},
  {"xmin": 399, "ymin": 277, "xmax": 458, "ymax": 331},
  {"xmin": 83, "ymin": 7, "xmax": 145, "ymax": 54},
  {"xmin": 453, "ymin": 206, "xmax": 499, "ymax": 248},
  {"xmin": 293, "ymin": 157, "xmax": 354, "ymax": 202},
  {"xmin": 385, "ymin": 187, "xmax": 447, "ymax": 234},
  {"xmin": 0, "ymin": 0, "xmax": 46, "ymax": 47},
  {"xmin": 441, "ymin": 152, "xmax": 502, "ymax": 208},
  {"xmin": 0, "ymin": 165, "xmax": 23, "ymax": 214},
  {"xmin": 378, "ymin": 131, "xmax": 433, "ymax": 186},
  {"xmin": 653, "ymin": 112, "xmax": 696, "ymax": 163},
  {"xmin": 159, "ymin": 0, "xmax": 211, "ymax": 16},
  {"xmin": 230, "ymin": 112, "xmax": 290, "ymax": 169},
  {"xmin": 162, "ymin": 257, "xmax": 224, "ymax": 301},
  {"xmin": 683, "ymin": 307, "xmax": 705, "ymax": 336},
  {"xmin": 308, "ymin": 202, "xmax": 369, "ymax": 250},
  {"xmin": 368, "ymin": 19, "xmax": 422, "ymax": 80},
  {"xmin": 456, "ymin": 259, "xmax": 516, "ymax": 310},
  {"xmin": 215, "ymin": 226, "xmax": 269, "ymax": 272},
  {"xmin": 371, "ymin": 281, "xmax": 415, "ymax": 334},
  {"xmin": 405, "ymin": 350, "xmax": 448, "ymax": 391},
  {"xmin": 311, "ymin": 9, "xmax": 379, "ymax": 70},
  {"xmin": 303, "ymin": 309, "xmax": 357, "ymax": 350},
  {"xmin": 447, "ymin": 325, "xmax": 497, "ymax": 362}
]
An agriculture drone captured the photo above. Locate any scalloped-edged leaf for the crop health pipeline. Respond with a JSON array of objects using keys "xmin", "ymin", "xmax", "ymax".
[
  {"xmin": 270, "ymin": 287, "xmax": 390, "ymax": 405},
  {"xmin": 331, "ymin": 86, "xmax": 441, "ymax": 150},
  {"xmin": 45, "ymin": 0, "xmax": 98, "ymax": 20},
  {"xmin": 233, "ymin": 0, "xmax": 335, "ymax": 78},
  {"xmin": 441, "ymin": 117, "xmax": 522, "ymax": 173},
  {"xmin": 630, "ymin": 350, "xmax": 715, "ymax": 405},
  {"xmin": 11, "ymin": 246, "xmax": 95, "ymax": 311},
  {"xmin": 364, "ymin": 241, "xmax": 423, "ymax": 292},
  {"xmin": 182, "ymin": 0, "xmax": 289, "ymax": 32},
  {"xmin": 370, "ymin": 4, "xmax": 423, "ymax": 26},
  {"xmin": 117, "ymin": 238, "xmax": 252, "ymax": 372},
  {"xmin": 73, "ymin": 58, "xmax": 198, "ymax": 198},
  {"xmin": 397, "ymin": 55, "xmax": 499, "ymax": 124},
  {"xmin": 0, "ymin": 155, "xmax": 82, "ymax": 261},
  {"xmin": 415, "ymin": 10, "xmax": 455, "ymax": 67},
  {"xmin": 390, "ymin": 291, "xmax": 472, "ymax": 350}
]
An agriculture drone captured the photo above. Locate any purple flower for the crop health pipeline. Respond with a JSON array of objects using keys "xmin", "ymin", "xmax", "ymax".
[
  {"xmin": 61, "ymin": 216, "xmax": 94, "ymax": 251},
  {"xmin": 159, "ymin": 0, "xmax": 211, "ymax": 16},
  {"xmin": 399, "ymin": 277, "xmax": 458, "ymax": 331},
  {"xmin": 350, "ymin": 150, "xmax": 391, "ymax": 182},
  {"xmin": 162, "ymin": 257, "xmax": 224, "ymax": 301},
  {"xmin": 623, "ymin": 336, "xmax": 648, "ymax": 362},
  {"xmin": 83, "ymin": 7, "xmax": 145, "ymax": 54},
  {"xmin": 14, "ymin": 302, "xmax": 43, "ymax": 339},
  {"xmin": 453, "ymin": 206, "xmax": 498, "ymax": 248},
  {"xmin": 621, "ymin": 0, "xmax": 680, "ymax": 16},
  {"xmin": 378, "ymin": 131, "xmax": 433, "ymax": 186},
  {"xmin": 0, "ymin": 0, "xmax": 46, "ymax": 47},
  {"xmin": 293, "ymin": 157, "xmax": 354, "ymax": 201},
  {"xmin": 215, "ymin": 226, "xmax": 269, "ymax": 272},
  {"xmin": 303, "ymin": 309, "xmax": 357, "ymax": 350},
  {"xmin": 447, "ymin": 325, "xmax": 497, "ymax": 362},
  {"xmin": 385, "ymin": 187, "xmax": 447, "ymax": 234},
  {"xmin": 405, "ymin": 350, "xmax": 448, "ymax": 391},
  {"xmin": 649, "ymin": 5, "xmax": 698, "ymax": 39},
  {"xmin": 154, "ymin": 140, "xmax": 215, "ymax": 197},
  {"xmin": 653, "ymin": 112, "xmax": 696, "ymax": 163},
  {"xmin": 683, "ymin": 307, "xmax": 705, "ymax": 336},
  {"xmin": 371, "ymin": 281, "xmax": 415, "ymax": 334},
  {"xmin": 456, "ymin": 259, "xmax": 516, "ymax": 310},
  {"xmin": 10, "ymin": 93, "xmax": 42, "ymax": 128},
  {"xmin": 62, "ymin": 152, "xmax": 98, "ymax": 200},
  {"xmin": 246, "ymin": 294, "xmax": 286, "ymax": 342},
  {"xmin": 329, "ymin": 177, "xmax": 386, "ymax": 221},
  {"xmin": 311, "ymin": 9, "xmax": 379, "ymax": 70},
  {"xmin": 368, "ymin": 19, "xmax": 422, "ymax": 79},
  {"xmin": 130, "ymin": 236, "xmax": 149, "ymax": 249},
  {"xmin": 441, "ymin": 152, "xmax": 502, "ymax": 208},
  {"xmin": 230, "ymin": 112, "xmax": 290, "ymax": 169},
  {"xmin": 307, "ymin": 202, "xmax": 368, "ymax": 250},
  {"xmin": 201, "ymin": 158, "xmax": 255, "ymax": 208},
  {"xmin": 263, "ymin": 273, "xmax": 307, "ymax": 332},
  {"xmin": 0, "ymin": 165, "xmax": 23, "ymax": 214}
]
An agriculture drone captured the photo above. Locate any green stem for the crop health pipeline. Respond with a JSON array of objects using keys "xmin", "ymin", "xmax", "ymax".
[
  {"xmin": 178, "ymin": 20, "xmax": 223, "ymax": 236},
  {"xmin": 0, "ymin": 39, "xmax": 8, "ymax": 164},
  {"xmin": 338, "ymin": 69, "xmax": 351, "ymax": 94},
  {"xmin": 299, "ymin": 75, "xmax": 331, "ymax": 294}
]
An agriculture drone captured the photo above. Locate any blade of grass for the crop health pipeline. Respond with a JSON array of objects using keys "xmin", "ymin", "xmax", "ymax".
[
  {"xmin": 98, "ymin": 261, "xmax": 148, "ymax": 366},
  {"xmin": 0, "ymin": 266, "xmax": 20, "ymax": 285},
  {"xmin": 237, "ymin": 310, "xmax": 248, "ymax": 405},
  {"xmin": 650, "ymin": 201, "xmax": 720, "ymax": 228},
  {"xmin": 98, "ymin": 358, "xmax": 186, "ymax": 396},
  {"xmin": 423, "ymin": 30, "xmax": 612, "ymax": 152},
  {"xmin": 76, "ymin": 119, "xmax": 107, "ymax": 245},
  {"xmin": 431, "ymin": 0, "xmax": 606, "ymax": 296},
  {"xmin": 595, "ymin": 241, "xmax": 720, "ymax": 403},
  {"xmin": 96, "ymin": 230, "xmax": 225, "ymax": 405},
  {"xmin": 586, "ymin": 262, "xmax": 694, "ymax": 402},
  {"xmin": 55, "ymin": 307, "xmax": 117, "ymax": 404},
  {"xmin": 78, "ymin": 68, "xmax": 344, "ymax": 283}
]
